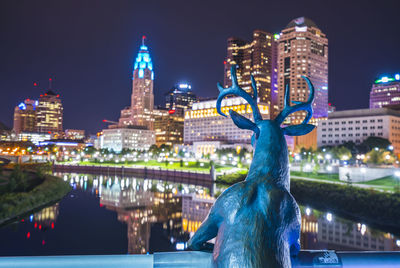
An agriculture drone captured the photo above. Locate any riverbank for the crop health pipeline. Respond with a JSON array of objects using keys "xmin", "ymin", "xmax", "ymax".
[
  {"xmin": 217, "ymin": 171, "xmax": 400, "ymax": 232},
  {"xmin": 59, "ymin": 160, "xmax": 236, "ymax": 172},
  {"xmin": 0, "ymin": 168, "xmax": 71, "ymax": 225}
]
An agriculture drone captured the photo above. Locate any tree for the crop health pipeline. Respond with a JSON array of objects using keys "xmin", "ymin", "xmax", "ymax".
[
  {"xmin": 10, "ymin": 164, "xmax": 27, "ymax": 191},
  {"xmin": 334, "ymin": 146, "xmax": 352, "ymax": 161},
  {"xmin": 359, "ymin": 137, "xmax": 391, "ymax": 153}
]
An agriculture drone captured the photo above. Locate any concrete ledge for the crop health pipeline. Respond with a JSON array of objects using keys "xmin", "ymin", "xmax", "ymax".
[{"xmin": 0, "ymin": 250, "xmax": 399, "ymax": 267}]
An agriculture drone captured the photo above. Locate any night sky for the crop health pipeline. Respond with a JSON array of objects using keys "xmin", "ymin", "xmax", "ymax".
[{"xmin": 1, "ymin": 0, "xmax": 400, "ymax": 134}]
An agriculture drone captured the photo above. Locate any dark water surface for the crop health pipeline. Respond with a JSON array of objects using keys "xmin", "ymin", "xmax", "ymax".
[{"xmin": 0, "ymin": 173, "xmax": 399, "ymax": 256}]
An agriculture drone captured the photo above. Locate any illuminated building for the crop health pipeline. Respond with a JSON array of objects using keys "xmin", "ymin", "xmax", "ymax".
[
  {"xmin": 165, "ymin": 83, "xmax": 197, "ymax": 117},
  {"xmin": 119, "ymin": 36, "xmax": 154, "ymax": 130},
  {"xmin": 18, "ymin": 132, "xmax": 51, "ymax": 145},
  {"xmin": 277, "ymin": 17, "xmax": 328, "ymax": 123},
  {"xmin": 13, "ymin": 99, "xmax": 37, "ymax": 134},
  {"xmin": 64, "ymin": 129, "xmax": 85, "ymax": 140},
  {"xmin": 224, "ymin": 30, "xmax": 278, "ymax": 115},
  {"xmin": 154, "ymin": 108, "xmax": 184, "ymax": 146},
  {"xmin": 370, "ymin": 74, "xmax": 400, "ymax": 109},
  {"xmin": 184, "ymin": 97, "xmax": 269, "ymax": 145},
  {"xmin": 36, "ymin": 90, "xmax": 63, "ymax": 137},
  {"xmin": 100, "ymin": 127, "xmax": 155, "ymax": 152},
  {"xmin": 317, "ymin": 108, "xmax": 400, "ymax": 153}
]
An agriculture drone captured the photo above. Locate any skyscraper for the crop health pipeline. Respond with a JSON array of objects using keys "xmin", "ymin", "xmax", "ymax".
[
  {"xmin": 277, "ymin": 17, "xmax": 328, "ymax": 124},
  {"xmin": 36, "ymin": 89, "xmax": 63, "ymax": 136},
  {"xmin": 165, "ymin": 83, "xmax": 197, "ymax": 117},
  {"xmin": 119, "ymin": 36, "xmax": 154, "ymax": 130},
  {"xmin": 370, "ymin": 74, "xmax": 400, "ymax": 109},
  {"xmin": 13, "ymin": 99, "xmax": 37, "ymax": 134},
  {"xmin": 224, "ymin": 30, "xmax": 278, "ymax": 116}
]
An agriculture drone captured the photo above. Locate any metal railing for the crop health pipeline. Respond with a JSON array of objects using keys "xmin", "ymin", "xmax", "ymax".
[{"xmin": 0, "ymin": 250, "xmax": 399, "ymax": 267}]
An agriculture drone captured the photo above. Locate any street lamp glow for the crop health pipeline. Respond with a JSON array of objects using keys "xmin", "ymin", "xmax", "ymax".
[
  {"xmin": 385, "ymin": 154, "xmax": 391, "ymax": 160},
  {"xmin": 305, "ymin": 208, "xmax": 311, "ymax": 216},
  {"xmin": 325, "ymin": 154, "xmax": 331, "ymax": 160},
  {"xmin": 326, "ymin": 213, "xmax": 333, "ymax": 222}
]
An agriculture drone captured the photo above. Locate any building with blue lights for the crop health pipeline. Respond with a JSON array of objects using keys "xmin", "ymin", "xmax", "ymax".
[
  {"xmin": 370, "ymin": 74, "xmax": 400, "ymax": 109},
  {"xmin": 13, "ymin": 99, "xmax": 37, "ymax": 134},
  {"xmin": 119, "ymin": 36, "xmax": 155, "ymax": 130}
]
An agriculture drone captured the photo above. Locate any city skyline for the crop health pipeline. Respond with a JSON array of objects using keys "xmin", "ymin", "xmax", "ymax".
[{"xmin": 1, "ymin": 1, "xmax": 400, "ymax": 134}]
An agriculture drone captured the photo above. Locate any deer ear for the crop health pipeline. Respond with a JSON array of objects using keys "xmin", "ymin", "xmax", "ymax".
[
  {"xmin": 229, "ymin": 110, "xmax": 260, "ymax": 137},
  {"xmin": 282, "ymin": 124, "xmax": 315, "ymax": 136}
]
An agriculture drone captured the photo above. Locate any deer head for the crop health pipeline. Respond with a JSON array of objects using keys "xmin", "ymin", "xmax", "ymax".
[{"xmin": 217, "ymin": 66, "xmax": 315, "ymax": 186}]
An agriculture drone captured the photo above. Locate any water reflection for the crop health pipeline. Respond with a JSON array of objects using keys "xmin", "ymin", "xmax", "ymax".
[
  {"xmin": 0, "ymin": 173, "xmax": 399, "ymax": 256},
  {"xmin": 99, "ymin": 177, "xmax": 215, "ymax": 254},
  {"xmin": 301, "ymin": 208, "xmax": 399, "ymax": 251}
]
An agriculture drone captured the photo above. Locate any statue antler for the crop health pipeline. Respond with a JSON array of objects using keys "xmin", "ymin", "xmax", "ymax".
[
  {"xmin": 216, "ymin": 66, "xmax": 262, "ymax": 123},
  {"xmin": 275, "ymin": 76, "xmax": 315, "ymax": 125},
  {"xmin": 275, "ymin": 76, "xmax": 316, "ymax": 136}
]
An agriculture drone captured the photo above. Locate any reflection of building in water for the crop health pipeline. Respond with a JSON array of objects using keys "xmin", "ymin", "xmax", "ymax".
[
  {"xmin": 100, "ymin": 181, "xmax": 214, "ymax": 254},
  {"xmin": 317, "ymin": 217, "xmax": 397, "ymax": 251},
  {"xmin": 300, "ymin": 209, "xmax": 398, "ymax": 251},
  {"xmin": 182, "ymin": 194, "xmax": 214, "ymax": 233},
  {"xmin": 34, "ymin": 203, "xmax": 59, "ymax": 227},
  {"xmin": 300, "ymin": 214, "xmax": 319, "ymax": 249}
]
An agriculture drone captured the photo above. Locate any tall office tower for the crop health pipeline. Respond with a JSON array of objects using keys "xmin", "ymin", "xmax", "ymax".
[
  {"xmin": 119, "ymin": 36, "xmax": 154, "ymax": 130},
  {"xmin": 370, "ymin": 74, "xmax": 400, "ymax": 109},
  {"xmin": 13, "ymin": 99, "xmax": 37, "ymax": 134},
  {"xmin": 224, "ymin": 30, "xmax": 278, "ymax": 115},
  {"xmin": 165, "ymin": 83, "xmax": 197, "ymax": 117},
  {"xmin": 36, "ymin": 90, "xmax": 63, "ymax": 136},
  {"xmin": 277, "ymin": 17, "xmax": 328, "ymax": 124}
]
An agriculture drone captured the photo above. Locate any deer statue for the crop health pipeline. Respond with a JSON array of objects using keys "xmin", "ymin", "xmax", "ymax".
[{"xmin": 188, "ymin": 65, "xmax": 315, "ymax": 267}]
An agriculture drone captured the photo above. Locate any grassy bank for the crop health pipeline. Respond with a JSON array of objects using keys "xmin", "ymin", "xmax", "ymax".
[
  {"xmin": 217, "ymin": 170, "xmax": 400, "ymax": 231},
  {"xmin": 291, "ymin": 180, "xmax": 400, "ymax": 230},
  {"xmin": 62, "ymin": 160, "xmax": 234, "ymax": 172},
  {"xmin": 0, "ymin": 168, "xmax": 71, "ymax": 225}
]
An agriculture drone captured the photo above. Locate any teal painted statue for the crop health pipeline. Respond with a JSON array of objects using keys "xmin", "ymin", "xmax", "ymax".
[{"xmin": 188, "ymin": 66, "xmax": 316, "ymax": 267}]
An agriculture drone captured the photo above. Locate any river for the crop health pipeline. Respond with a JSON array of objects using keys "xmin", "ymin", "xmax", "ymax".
[{"xmin": 0, "ymin": 173, "xmax": 399, "ymax": 256}]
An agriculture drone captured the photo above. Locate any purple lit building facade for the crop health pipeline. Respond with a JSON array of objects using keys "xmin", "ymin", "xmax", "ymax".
[{"xmin": 370, "ymin": 74, "xmax": 400, "ymax": 109}]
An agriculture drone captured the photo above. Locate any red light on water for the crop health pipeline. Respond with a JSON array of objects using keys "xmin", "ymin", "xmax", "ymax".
[
  {"xmin": 40, "ymin": 95, "xmax": 43, "ymax": 97},
  {"xmin": 168, "ymin": 110, "xmax": 175, "ymax": 114},
  {"xmin": 27, "ymin": 232, "xmax": 31, "ymax": 239},
  {"xmin": 42, "ymin": 240, "xmax": 45, "ymax": 245},
  {"xmin": 39, "ymin": 224, "xmax": 42, "ymax": 230},
  {"xmin": 142, "ymin": 35, "xmax": 146, "ymax": 39},
  {"xmin": 44, "ymin": 93, "xmax": 47, "ymax": 96},
  {"xmin": 102, "ymin": 119, "xmax": 106, "ymax": 122},
  {"xmin": 328, "ymin": 103, "xmax": 331, "ymax": 106},
  {"xmin": 33, "ymin": 82, "xmax": 37, "ymax": 86},
  {"xmin": 56, "ymin": 94, "xmax": 60, "ymax": 97},
  {"xmin": 51, "ymin": 222, "xmax": 54, "ymax": 229},
  {"xmin": 34, "ymin": 223, "xmax": 37, "ymax": 228},
  {"xmin": 224, "ymin": 61, "xmax": 227, "ymax": 64},
  {"xmin": 100, "ymin": 203, "xmax": 104, "ymax": 207},
  {"xmin": 49, "ymin": 78, "xmax": 52, "ymax": 81},
  {"xmin": 21, "ymin": 219, "xmax": 24, "ymax": 222}
]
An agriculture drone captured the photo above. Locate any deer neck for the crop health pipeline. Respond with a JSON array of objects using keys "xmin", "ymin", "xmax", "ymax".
[{"xmin": 246, "ymin": 131, "xmax": 290, "ymax": 190}]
